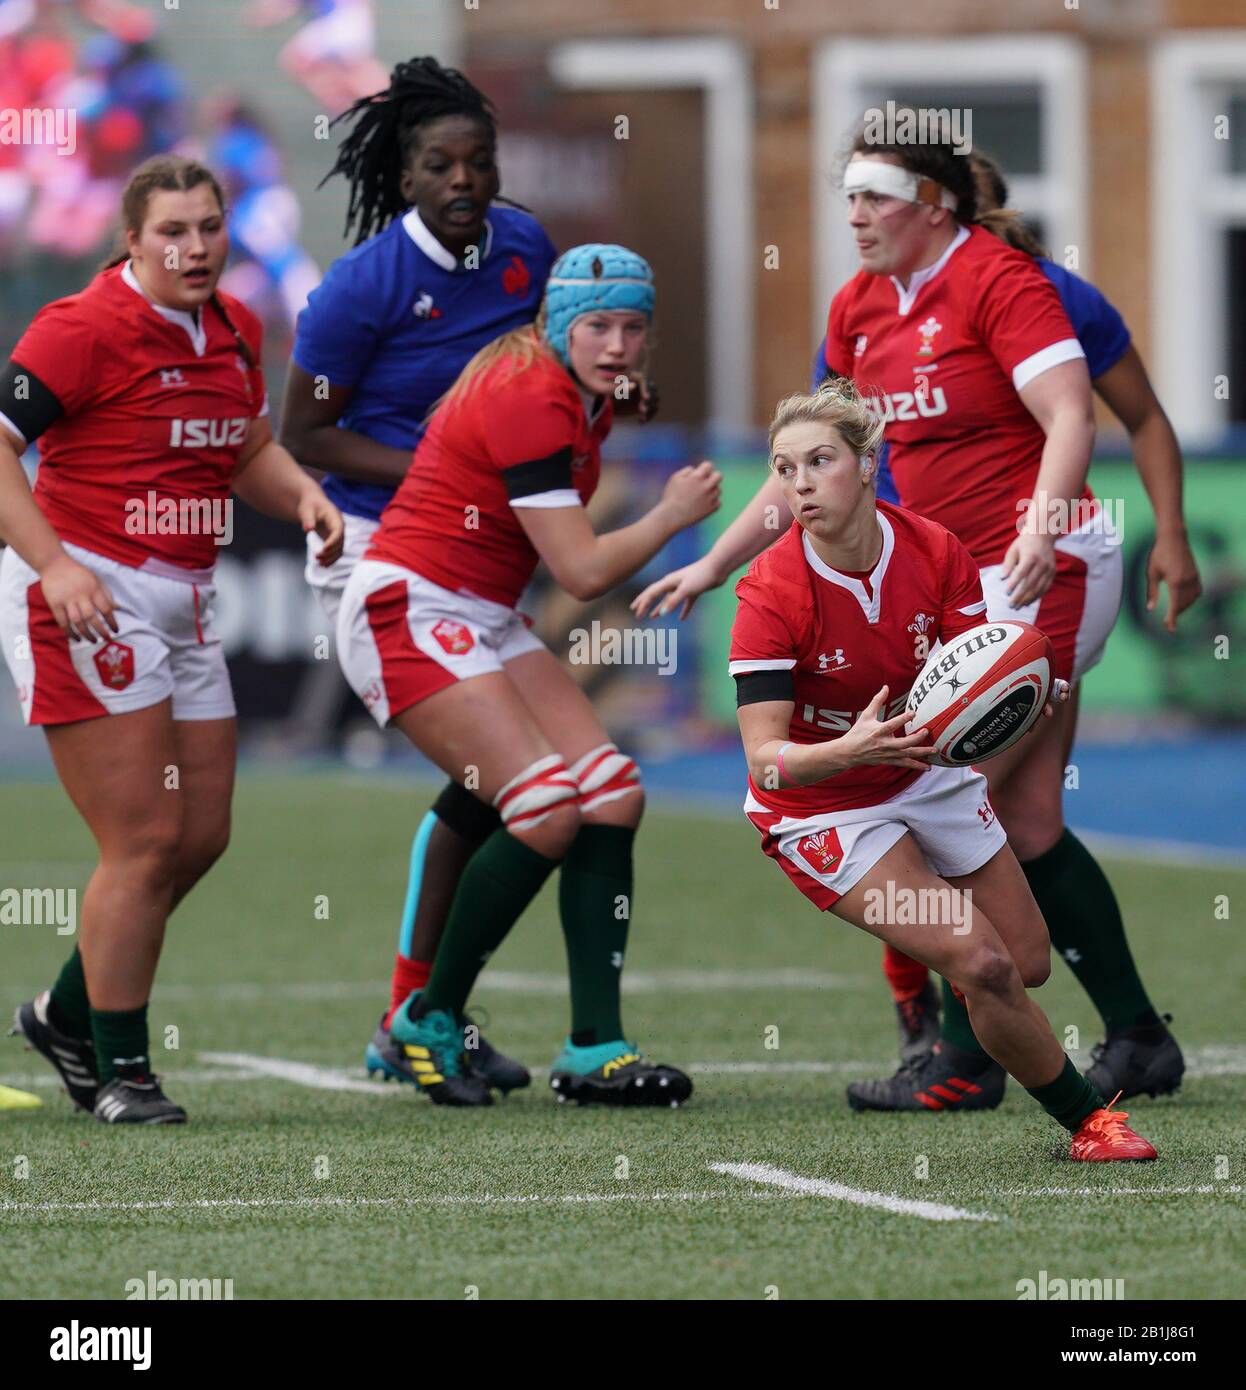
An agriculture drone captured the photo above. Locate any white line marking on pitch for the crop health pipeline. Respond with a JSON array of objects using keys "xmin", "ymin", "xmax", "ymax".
[
  {"xmin": 198, "ymin": 1052, "xmax": 398, "ymax": 1095},
  {"xmin": 0, "ymin": 1189, "xmax": 802, "ymax": 1215},
  {"xmin": 5, "ymin": 969, "xmax": 862, "ymax": 1003},
  {"xmin": 710, "ymin": 1162, "xmax": 998, "ymax": 1223}
]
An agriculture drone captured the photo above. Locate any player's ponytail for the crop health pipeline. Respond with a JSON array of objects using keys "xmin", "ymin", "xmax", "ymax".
[
  {"xmin": 966, "ymin": 151, "xmax": 1049, "ymax": 258},
  {"xmin": 208, "ymin": 293, "xmax": 257, "ymax": 370},
  {"xmin": 974, "ymin": 209, "xmax": 1048, "ymax": 259}
]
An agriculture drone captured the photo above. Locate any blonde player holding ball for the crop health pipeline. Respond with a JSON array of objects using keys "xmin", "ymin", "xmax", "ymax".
[{"xmin": 729, "ymin": 381, "xmax": 1154, "ymax": 1161}]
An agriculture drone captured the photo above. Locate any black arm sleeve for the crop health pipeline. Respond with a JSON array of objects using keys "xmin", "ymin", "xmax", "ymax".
[
  {"xmin": 734, "ymin": 669, "xmax": 796, "ymax": 707},
  {"xmin": 503, "ymin": 446, "xmax": 574, "ymax": 500},
  {"xmin": 0, "ymin": 360, "xmax": 64, "ymax": 445}
]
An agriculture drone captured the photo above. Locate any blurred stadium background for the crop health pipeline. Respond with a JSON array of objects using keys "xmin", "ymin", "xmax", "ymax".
[{"xmin": 1, "ymin": 0, "xmax": 1242, "ymax": 855}]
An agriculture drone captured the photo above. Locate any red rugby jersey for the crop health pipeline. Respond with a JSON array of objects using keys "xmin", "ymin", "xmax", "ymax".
[
  {"xmin": 367, "ymin": 344, "xmax": 612, "ymax": 608},
  {"xmin": 730, "ymin": 501, "xmax": 987, "ymax": 816},
  {"xmin": 3, "ymin": 261, "xmax": 267, "ymax": 571},
  {"xmin": 825, "ymin": 223, "xmax": 1089, "ymax": 566}
]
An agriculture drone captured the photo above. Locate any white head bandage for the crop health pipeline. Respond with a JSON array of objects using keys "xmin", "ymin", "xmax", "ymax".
[{"xmin": 843, "ymin": 157, "xmax": 958, "ymax": 212}]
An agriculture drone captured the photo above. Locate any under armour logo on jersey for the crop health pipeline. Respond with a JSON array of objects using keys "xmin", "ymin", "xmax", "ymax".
[
  {"xmin": 158, "ymin": 368, "xmax": 186, "ymax": 387},
  {"xmin": 818, "ymin": 650, "xmax": 846, "ymax": 670},
  {"xmin": 412, "ymin": 292, "xmax": 443, "ymax": 320},
  {"xmin": 977, "ymin": 803, "xmax": 995, "ymax": 829}
]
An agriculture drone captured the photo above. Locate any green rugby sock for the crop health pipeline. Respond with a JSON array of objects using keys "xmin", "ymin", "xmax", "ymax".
[
  {"xmin": 1025, "ymin": 1055, "xmax": 1104, "ymax": 1132},
  {"xmin": 90, "ymin": 1005, "xmax": 150, "ymax": 1085},
  {"xmin": 48, "ymin": 948, "xmax": 91, "ymax": 1039},
  {"xmin": 1021, "ymin": 830, "xmax": 1154, "ymax": 1033},
  {"xmin": 558, "ymin": 824, "xmax": 634, "ymax": 1045},
  {"xmin": 938, "ymin": 977, "xmax": 987, "ymax": 1056},
  {"xmin": 418, "ymin": 828, "xmax": 559, "ymax": 1018}
]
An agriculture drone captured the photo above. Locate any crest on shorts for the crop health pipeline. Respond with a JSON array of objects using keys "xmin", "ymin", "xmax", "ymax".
[
  {"xmin": 795, "ymin": 827, "xmax": 843, "ymax": 875},
  {"xmin": 93, "ymin": 640, "xmax": 135, "ymax": 690},
  {"xmin": 431, "ymin": 620, "xmax": 474, "ymax": 656}
]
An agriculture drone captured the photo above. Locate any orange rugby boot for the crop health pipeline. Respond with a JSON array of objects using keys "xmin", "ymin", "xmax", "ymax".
[{"xmin": 1069, "ymin": 1093, "xmax": 1158, "ymax": 1161}]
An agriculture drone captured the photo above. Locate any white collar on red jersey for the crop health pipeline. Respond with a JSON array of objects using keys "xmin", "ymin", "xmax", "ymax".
[
  {"xmin": 801, "ymin": 509, "xmax": 895, "ymax": 625},
  {"xmin": 889, "ymin": 223, "xmax": 970, "ymax": 317},
  {"xmin": 401, "ymin": 206, "xmax": 494, "ymax": 272},
  {"xmin": 121, "ymin": 259, "xmax": 207, "ymax": 356}
]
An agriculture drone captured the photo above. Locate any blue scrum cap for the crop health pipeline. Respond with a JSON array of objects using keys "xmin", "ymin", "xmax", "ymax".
[{"xmin": 542, "ymin": 243, "xmax": 655, "ymax": 366}]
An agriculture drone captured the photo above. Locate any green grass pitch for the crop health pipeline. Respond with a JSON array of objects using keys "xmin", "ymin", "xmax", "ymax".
[{"xmin": 1, "ymin": 772, "xmax": 1242, "ymax": 1300}]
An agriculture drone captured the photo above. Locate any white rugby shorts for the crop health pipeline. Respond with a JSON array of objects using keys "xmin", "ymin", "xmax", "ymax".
[
  {"xmin": 336, "ymin": 558, "xmax": 544, "ymax": 726},
  {"xmin": 744, "ymin": 764, "xmax": 1007, "ymax": 911},
  {"xmin": 0, "ymin": 541, "xmax": 234, "ymax": 726}
]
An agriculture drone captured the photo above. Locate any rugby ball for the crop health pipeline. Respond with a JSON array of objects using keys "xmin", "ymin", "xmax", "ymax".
[{"xmin": 905, "ymin": 621, "xmax": 1053, "ymax": 768}]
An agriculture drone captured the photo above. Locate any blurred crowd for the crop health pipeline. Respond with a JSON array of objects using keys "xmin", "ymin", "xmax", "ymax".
[{"xmin": 0, "ymin": 0, "xmax": 386, "ymax": 339}]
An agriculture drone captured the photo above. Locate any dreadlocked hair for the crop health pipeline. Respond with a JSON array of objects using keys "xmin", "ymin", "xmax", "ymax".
[
  {"xmin": 103, "ymin": 154, "xmax": 257, "ymax": 369},
  {"xmin": 321, "ymin": 54, "xmax": 527, "ymax": 245}
]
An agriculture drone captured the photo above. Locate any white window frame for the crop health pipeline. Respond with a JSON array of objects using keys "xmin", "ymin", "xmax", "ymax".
[
  {"xmin": 811, "ymin": 37, "xmax": 1088, "ymax": 351},
  {"xmin": 547, "ymin": 38, "xmax": 754, "ymax": 433},
  {"xmin": 1152, "ymin": 33, "xmax": 1246, "ymax": 444}
]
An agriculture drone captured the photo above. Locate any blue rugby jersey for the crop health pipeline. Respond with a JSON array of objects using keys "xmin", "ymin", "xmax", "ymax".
[
  {"xmin": 811, "ymin": 257, "xmax": 1132, "ymax": 507},
  {"xmin": 292, "ymin": 203, "xmax": 556, "ymax": 520}
]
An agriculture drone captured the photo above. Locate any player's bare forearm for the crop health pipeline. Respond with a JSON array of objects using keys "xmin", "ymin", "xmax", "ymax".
[
  {"xmin": 746, "ymin": 735, "xmax": 849, "ymax": 787},
  {"xmin": 0, "ymin": 435, "xmax": 68, "ymax": 573},
  {"xmin": 1094, "ymin": 346, "xmax": 1187, "ymax": 533},
  {"xmin": 279, "ymin": 366, "xmax": 413, "ymax": 488},
  {"xmin": 232, "ymin": 438, "xmax": 328, "ymax": 523},
  {"xmin": 1127, "ymin": 410, "xmax": 1188, "ymax": 535},
  {"xmin": 1028, "ymin": 408, "xmax": 1094, "ymax": 530},
  {"xmin": 1018, "ymin": 360, "xmax": 1094, "ymax": 530},
  {"xmin": 705, "ymin": 472, "xmax": 786, "ymax": 583},
  {"xmin": 284, "ymin": 423, "xmax": 412, "ymax": 488},
  {"xmin": 580, "ymin": 503, "xmax": 686, "ymax": 600}
]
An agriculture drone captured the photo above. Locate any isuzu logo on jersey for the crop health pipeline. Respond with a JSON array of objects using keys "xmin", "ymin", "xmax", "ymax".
[
  {"xmin": 169, "ymin": 417, "xmax": 249, "ymax": 448},
  {"xmin": 93, "ymin": 641, "xmax": 135, "ymax": 690},
  {"xmin": 863, "ymin": 387, "xmax": 948, "ymax": 422},
  {"xmin": 916, "ymin": 316, "xmax": 942, "ymax": 356}
]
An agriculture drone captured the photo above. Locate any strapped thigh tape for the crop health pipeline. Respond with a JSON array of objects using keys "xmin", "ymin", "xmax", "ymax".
[
  {"xmin": 569, "ymin": 742, "xmax": 642, "ymax": 813},
  {"xmin": 494, "ymin": 754, "xmax": 579, "ymax": 829}
]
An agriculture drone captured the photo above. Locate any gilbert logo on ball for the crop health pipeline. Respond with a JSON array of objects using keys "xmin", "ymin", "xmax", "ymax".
[{"xmin": 905, "ymin": 621, "xmax": 1052, "ymax": 768}]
